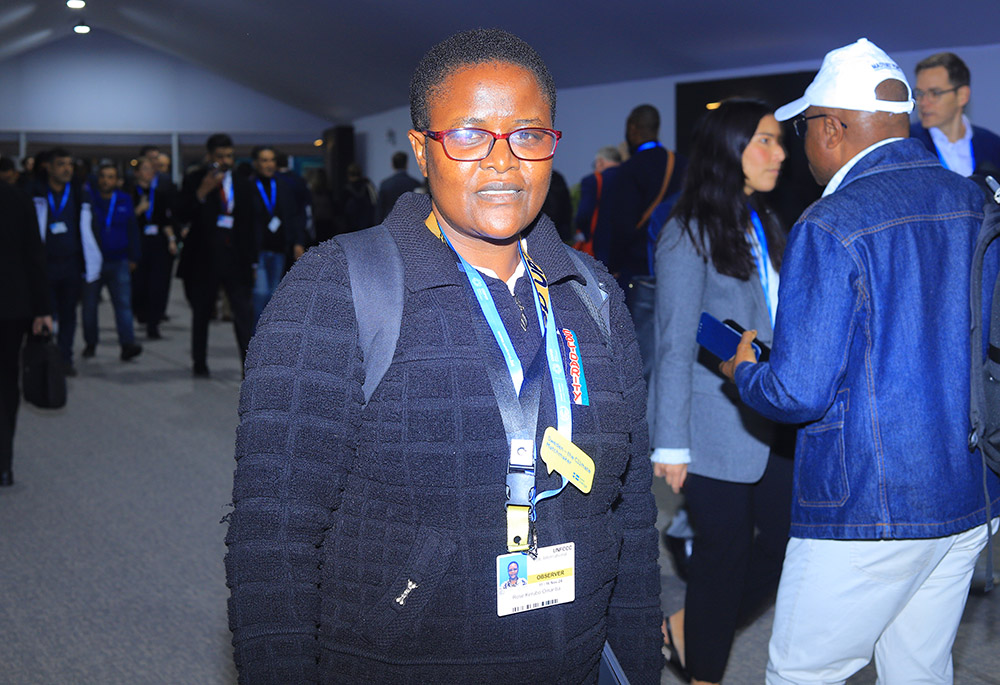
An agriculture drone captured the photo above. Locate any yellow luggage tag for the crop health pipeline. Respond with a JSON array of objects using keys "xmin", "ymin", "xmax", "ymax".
[{"xmin": 539, "ymin": 427, "xmax": 595, "ymax": 494}]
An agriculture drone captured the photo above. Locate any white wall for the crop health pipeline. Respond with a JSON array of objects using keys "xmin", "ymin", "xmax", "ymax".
[
  {"xmin": 0, "ymin": 29, "xmax": 333, "ymax": 142},
  {"xmin": 354, "ymin": 42, "xmax": 1000, "ymax": 188}
]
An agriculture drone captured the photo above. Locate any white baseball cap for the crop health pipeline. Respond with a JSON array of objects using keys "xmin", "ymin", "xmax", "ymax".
[{"xmin": 775, "ymin": 38, "xmax": 914, "ymax": 121}]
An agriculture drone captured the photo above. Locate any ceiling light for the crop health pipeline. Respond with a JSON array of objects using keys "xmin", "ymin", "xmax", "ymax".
[
  {"xmin": 705, "ymin": 102, "xmax": 721, "ymax": 110},
  {"xmin": 73, "ymin": 20, "xmax": 90, "ymax": 34},
  {"xmin": 67, "ymin": 0, "xmax": 86, "ymax": 9},
  {"xmin": 313, "ymin": 139, "xmax": 323, "ymax": 147}
]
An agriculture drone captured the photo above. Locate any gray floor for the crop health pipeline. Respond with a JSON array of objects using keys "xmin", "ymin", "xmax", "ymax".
[{"xmin": 1, "ymin": 289, "xmax": 998, "ymax": 684}]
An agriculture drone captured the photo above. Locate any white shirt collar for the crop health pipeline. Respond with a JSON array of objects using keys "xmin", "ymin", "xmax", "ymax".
[{"xmin": 822, "ymin": 137, "xmax": 904, "ymax": 197}]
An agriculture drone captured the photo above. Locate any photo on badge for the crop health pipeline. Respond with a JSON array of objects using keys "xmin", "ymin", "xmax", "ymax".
[{"xmin": 497, "ymin": 553, "xmax": 528, "ymax": 592}]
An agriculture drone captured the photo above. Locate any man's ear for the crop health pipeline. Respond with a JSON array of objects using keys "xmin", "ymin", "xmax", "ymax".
[
  {"xmin": 823, "ymin": 114, "xmax": 847, "ymax": 150},
  {"xmin": 408, "ymin": 130, "xmax": 429, "ymax": 178},
  {"xmin": 957, "ymin": 84, "xmax": 971, "ymax": 110}
]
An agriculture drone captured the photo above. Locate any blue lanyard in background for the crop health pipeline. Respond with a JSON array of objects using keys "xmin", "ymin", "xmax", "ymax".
[
  {"xmin": 748, "ymin": 207, "xmax": 775, "ymax": 327},
  {"xmin": 636, "ymin": 141, "xmax": 661, "ymax": 152},
  {"xmin": 256, "ymin": 179, "xmax": 277, "ymax": 216},
  {"xmin": 142, "ymin": 175, "xmax": 158, "ymax": 221},
  {"xmin": 934, "ymin": 138, "xmax": 975, "ymax": 174},
  {"xmin": 103, "ymin": 192, "xmax": 118, "ymax": 229},
  {"xmin": 48, "ymin": 185, "xmax": 70, "ymax": 220}
]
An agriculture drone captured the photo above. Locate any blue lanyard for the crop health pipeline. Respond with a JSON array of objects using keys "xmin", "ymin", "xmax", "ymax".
[
  {"xmin": 141, "ymin": 175, "xmax": 158, "ymax": 221},
  {"xmin": 636, "ymin": 141, "xmax": 661, "ymax": 152},
  {"xmin": 748, "ymin": 207, "xmax": 775, "ymax": 326},
  {"xmin": 433, "ymin": 221, "xmax": 572, "ymax": 509},
  {"xmin": 256, "ymin": 179, "xmax": 277, "ymax": 216},
  {"xmin": 934, "ymin": 138, "xmax": 975, "ymax": 174},
  {"xmin": 48, "ymin": 185, "xmax": 70, "ymax": 221},
  {"xmin": 102, "ymin": 192, "xmax": 119, "ymax": 229}
]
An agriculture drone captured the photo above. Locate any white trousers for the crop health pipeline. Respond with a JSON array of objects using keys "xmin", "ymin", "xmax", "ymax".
[{"xmin": 766, "ymin": 521, "xmax": 994, "ymax": 685}]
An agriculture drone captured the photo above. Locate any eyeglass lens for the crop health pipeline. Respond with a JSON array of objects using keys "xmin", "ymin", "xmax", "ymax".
[{"xmin": 442, "ymin": 128, "xmax": 558, "ymax": 161}]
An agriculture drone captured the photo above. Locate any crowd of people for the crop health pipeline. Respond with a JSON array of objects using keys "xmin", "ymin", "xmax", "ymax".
[{"xmin": 3, "ymin": 26, "xmax": 1000, "ymax": 685}]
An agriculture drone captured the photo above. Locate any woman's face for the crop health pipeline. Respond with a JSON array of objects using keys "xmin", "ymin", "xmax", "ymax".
[
  {"xmin": 741, "ymin": 114, "xmax": 785, "ymax": 195},
  {"xmin": 135, "ymin": 160, "xmax": 154, "ymax": 185},
  {"xmin": 409, "ymin": 62, "xmax": 553, "ymax": 244}
]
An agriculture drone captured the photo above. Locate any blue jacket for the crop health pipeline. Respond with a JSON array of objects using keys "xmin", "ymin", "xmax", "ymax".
[
  {"xmin": 735, "ymin": 138, "xmax": 1000, "ymax": 540},
  {"xmin": 910, "ymin": 121, "xmax": 1000, "ymax": 176},
  {"xmin": 91, "ymin": 189, "xmax": 141, "ymax": 263}
]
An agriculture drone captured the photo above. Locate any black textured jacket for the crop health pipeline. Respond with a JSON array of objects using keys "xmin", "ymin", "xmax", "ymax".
[{"xmin": 225, "ymin": 193, "xmax": 663, "ymax": 683}]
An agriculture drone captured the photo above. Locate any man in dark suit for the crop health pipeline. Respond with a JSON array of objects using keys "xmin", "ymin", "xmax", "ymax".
[
  {"xmin": 176, "ymin": 133, "xmax": 255, "ymax": 377},
  {"xmin": 249, "ymin": 145, "xmax": 305, "ymax": 330},
  {"xmin": 31, "ymin": 148, "xmax": 102, "ymax": 376},
  {"xmin": 0, "ymin": 181, "xmax": 52, "ymax": 486},
  {"xmin": 377, "ymin": 151, "xmax": 421, "ymax": 221}
]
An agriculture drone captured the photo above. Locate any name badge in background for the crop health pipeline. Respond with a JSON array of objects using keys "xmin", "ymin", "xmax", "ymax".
[
  {"xmin": 49, "ymin": 222, "xmax": 68, "ymax": 235},
  {"xmin": 496, "ymin": 543, "xmax": 575, "ymax": 616},
  {"xmin": 268, "ymin": 216, "xmax": 282, "ymax": 233},
  {"xmin": 217, "ymin": 215, "xmax": 234, "ymax": 229},
  {"xmin": 144, "ymin": 224, "xmax": 159, "ymax": 236}
]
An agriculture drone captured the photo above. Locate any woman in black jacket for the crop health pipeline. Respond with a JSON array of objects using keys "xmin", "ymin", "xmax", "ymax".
[
  {"xmin": 224, "ymin": 29, "xmax": 663, "ymax": 684},
  {"xmin": 0, "ymin": 181, "xmax": 52, "ymax": 486}
]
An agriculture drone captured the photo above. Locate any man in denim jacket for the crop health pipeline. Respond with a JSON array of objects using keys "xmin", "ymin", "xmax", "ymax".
[{"xmin": 722, "ymin": 39, "xmax": 1000, "ymax": 683}]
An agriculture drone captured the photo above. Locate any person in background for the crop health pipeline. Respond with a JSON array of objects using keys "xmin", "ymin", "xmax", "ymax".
[
  {"xmin": 910, "ymin": 52, "xmax": 1000, "ymax": 178},
  {"xmin": 574, "ymin": 145, "xmax": 621, "ymax": 250},
  {"xmin": 0, "ymin": 179, "xmax": 51, "ymax": 487},
  {"xmin": 540, "ymin": 169, "xmax": 573, "ymax": 243},
  {"xmin": 377, "ymin": 150, "xmax": 421, "ymax": 221},
  {"xmin": 130, "ymin": 157, "xmax": 177, "ymax": 340},
  {"xmin": 82, "ymin": 164, "xmax": 142, "ymax": 362},
  {"xmin": 652, "ymin": 99, "xmax": 792, "ymax": 685},
  {"xmin": 276, "ymin": 152, "xmax": 314, "ymax": 246},
  {"xmin": 724, "ymin": 38, "xmax": 999, "ymax": 683},
  {"xmin": 249, "ymin": 145, "xmax": 304, "ymax": 329},
  {"xmin": 0, "ymin": 157, "xmax": 19, "ymax": 186},
  {"xmin": 176, "ymin": 133, "xmax": 255, "ymax": 378},
  {"xmin": 31, "ymin": 148, "xmax": 101, "ymax": 376},
  {"xmin": 340, "ymin": 162, "xmax": 378, "ymax": 233},
  {"xmin": 225, "ymin": 27, "xmax": 663, "ymax": 684}
]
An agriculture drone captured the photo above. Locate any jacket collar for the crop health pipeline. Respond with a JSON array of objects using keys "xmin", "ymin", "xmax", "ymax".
[
  {"xmin": 837, "ymin": 138, "xmax": 939, "ymax": 193},
  {"xmin": 383, "ymin": 192, "xmax": 583, "ymax": 293}
]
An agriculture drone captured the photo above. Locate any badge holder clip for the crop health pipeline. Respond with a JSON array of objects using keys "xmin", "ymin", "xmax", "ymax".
[{"xmin": 506, "ymin": 438, "xmax": 536, "ymax": 554}]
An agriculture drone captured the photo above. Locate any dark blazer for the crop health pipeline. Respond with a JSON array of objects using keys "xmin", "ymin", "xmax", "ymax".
[
  {"xmin": 594, "ymin": 145, "xmax": 686, "ymax": 279},
  {"xmin": 910, "ymin": 121, "xmax": 1000, "ymax": 176},
  {"xmin": 249, "ymin": 175, "xmax": 304, "ymax": 254},
  {"xmin": 0, "ymin": 183, "xmax": 49, "ymax": 320},
  {"xmin": 177, "ymin": 167, "xmax": 256, "ymax": 283},
  {"xmin": 377, "ymin": 170, "xmax": 421, "ymax": 221}
]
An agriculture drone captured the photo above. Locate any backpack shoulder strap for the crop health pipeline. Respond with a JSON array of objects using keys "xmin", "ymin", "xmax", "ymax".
[
  {"xmin": 334, "ymin": 224, "xmax": 403, "ymax": 404},
  {"xmin": 969, "ymin": 189, "xmax": 1000, "ymax": 450},
  {"xmin": 563, "ymin": 245, "xmax": 611, "ymax": 345}
]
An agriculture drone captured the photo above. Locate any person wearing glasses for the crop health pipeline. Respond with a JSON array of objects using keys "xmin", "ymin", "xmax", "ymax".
[
  {"xmin": 909, "ymin": 52, "xmax": 1000, "ymax": 178},
  {"xmin": 651, "ymin": 99, "xmax": 792, "ymax": 685},
  {"xmin": 720, "ymin": 39, "xmax": 999, "ymax": 683},
  {"xmin": 225, "ymin": 28, "xmax": 663, "ymax": 684}
]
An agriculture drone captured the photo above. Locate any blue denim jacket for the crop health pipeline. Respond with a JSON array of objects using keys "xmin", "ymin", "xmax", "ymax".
[{"xmin": 736, "ymin": 138, "xmax": 1000, "ymax": 540}]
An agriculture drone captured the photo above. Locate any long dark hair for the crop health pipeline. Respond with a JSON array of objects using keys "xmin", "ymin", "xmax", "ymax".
[{"xmin": 669, "ymin": 98, "xmax": 785, "ymax": 280}]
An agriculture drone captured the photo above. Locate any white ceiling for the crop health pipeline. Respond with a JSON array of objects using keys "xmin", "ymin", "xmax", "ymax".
[{"xmin": 2, "ymin": 0, "xmax": 997, "ymax": 123}]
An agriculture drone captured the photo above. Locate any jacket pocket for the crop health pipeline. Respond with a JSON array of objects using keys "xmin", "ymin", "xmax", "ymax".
[
  {"xmin": 796, "ymin": 397, "xmax": 850, "ymax": 507},
  {"xmin": 354, "ymin": 524, "xmax": 458, "ymax": 650}
]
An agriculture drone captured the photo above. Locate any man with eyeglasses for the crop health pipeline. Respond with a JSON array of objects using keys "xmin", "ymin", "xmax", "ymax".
[
  {"xmin": 910, "ymin": 52, "xmax": 1000, "ymax": 178},
  {"xmin": 720, "ymin": 38, "xmax": 999, "ymax": 683}
]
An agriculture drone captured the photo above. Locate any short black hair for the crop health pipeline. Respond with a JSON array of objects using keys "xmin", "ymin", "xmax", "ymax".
[
  {"xmin": 206, "ymin": 133, "xmax": 234, "ymax": 153},
  {"xmin": 139, "ymin": 145, "xmax": 159, "ymax": 157},
  {"xmin": 409, "ymin": 28, "xmax": 556, "ymax": 131},
  {"xmin": 98, "ymin": 162, "xmax": 118, "ymax": 176},
  {"xmin": 391, "ymin": 151, "xmax": 408, "ymax": 170},
  {"xmin": 251, "ymin": 145, "xmax": 275, "ymax": 161},
  {"xmin": 628, "ymin": 104, "xmax": 660, "ymax": 137},
  {"xmin": 0, "ymin": 157, "xmax": 15, "ymax": 173},
  {"xmin": 915, "ymin": 52, "xmax": 970, "ymax": 89},
  {"xmin": 50, "ymin": 147, "xmax": 72, "ymax": 161}
]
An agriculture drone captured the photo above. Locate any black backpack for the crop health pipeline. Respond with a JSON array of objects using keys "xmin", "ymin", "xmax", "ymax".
[
  {"xmin": 334, "ymin": 224, "xmax": 611, "ymax": 405},
  {"xmin": 969, "ymin": 176, "xmax": 1000, "ymax": 475}
]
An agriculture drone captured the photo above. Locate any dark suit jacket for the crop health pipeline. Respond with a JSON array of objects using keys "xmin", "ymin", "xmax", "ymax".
[
  {"xmin": 377, "ymin": 170, "xmax": 421, "ymax": 221},
  {"xmin": 0, "ymin": 182, "xmax": 49, "ymax": 320},
  {"xmin": 177, "ymin": 167, "xmax": 256, "ymax": 284},
  {"xmin": 250, "ymin": 175, "xmax": 305, "ymax": 255},
  {"xmin": 594, "ymin": 145, "xmax": 686, "ymax": 280},
  {"xmin": 910, "ymin": 122, "xmax": 1000, "ymax": 176}
]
